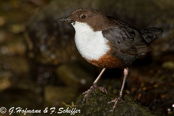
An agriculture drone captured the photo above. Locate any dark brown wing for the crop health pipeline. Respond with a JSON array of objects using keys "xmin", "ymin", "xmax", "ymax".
[
  {"xmin": 140, "ymin": 27, "xmax": 163, "ymax": 43},
  {"xmin": 102, "ymin": 26, "xmax": 151, "ymax": 55}
]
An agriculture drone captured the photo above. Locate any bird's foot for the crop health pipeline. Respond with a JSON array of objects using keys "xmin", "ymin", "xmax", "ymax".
[
  {"xmin": 83, "ymin": 84, "xmax": 107, "ymax": 101},
  {"xmin": 108, "ymin": 96, "xmax": 123, "ymax": 112}
]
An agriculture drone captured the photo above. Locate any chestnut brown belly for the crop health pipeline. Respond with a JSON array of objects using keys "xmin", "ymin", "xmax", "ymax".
[{"xmin": 85, "ymin": 53, "xmax": 124, "ymax": 68}]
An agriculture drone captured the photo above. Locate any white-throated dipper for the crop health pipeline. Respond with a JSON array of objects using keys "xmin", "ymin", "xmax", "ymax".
[{"xmin": 60, "ymin": 8, "xmax": 162, "ymax": 112}]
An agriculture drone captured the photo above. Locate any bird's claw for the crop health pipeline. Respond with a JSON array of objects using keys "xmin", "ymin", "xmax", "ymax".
[
  {"xmin": 108, "ymin": 96, "xmax": 123, "ymax": 112},
  {"xmin": 83, "ymin": 84, "xmax": 107, "ymax": 101}
]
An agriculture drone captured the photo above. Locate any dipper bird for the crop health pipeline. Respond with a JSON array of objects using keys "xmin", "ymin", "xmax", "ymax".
[{"xmin": 60, "ymin": 8, "xmax": 162, "ymax": 112}]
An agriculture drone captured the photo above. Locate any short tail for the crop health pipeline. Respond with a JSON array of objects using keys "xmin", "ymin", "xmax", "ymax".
[{"xmin": 141, "ymin": 27, "xmax": 163, "ymax": 43}]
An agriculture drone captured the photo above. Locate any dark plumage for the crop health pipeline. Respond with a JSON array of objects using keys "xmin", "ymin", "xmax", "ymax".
[{"xmin": 60, "ymin": 8, "xmax": 162, "ymax": 112}]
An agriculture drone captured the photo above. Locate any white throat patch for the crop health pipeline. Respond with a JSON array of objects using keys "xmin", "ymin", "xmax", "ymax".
[{"xmin": 72, "ymin": 22, "xmax": 110, "ymax": 61}]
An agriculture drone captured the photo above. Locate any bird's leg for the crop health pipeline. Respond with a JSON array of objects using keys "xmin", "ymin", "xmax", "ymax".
[
  {"xmin": 83, "ymin": 68, "xmax": 107, "ymax": 101},
  {"xmin": 108, "ymin": 68, "xmax": 129, "ymax": 112}
]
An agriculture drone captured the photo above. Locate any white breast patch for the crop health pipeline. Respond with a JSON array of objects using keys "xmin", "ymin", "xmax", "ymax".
[{"xmin": 72, "ymin": 22, "xmax": 110, "ymax": 61}]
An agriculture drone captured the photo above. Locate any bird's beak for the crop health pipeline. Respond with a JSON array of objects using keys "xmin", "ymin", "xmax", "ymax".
[{"xmin": 59, "ymin": 17, "xmax": 75, "ymax": 25}]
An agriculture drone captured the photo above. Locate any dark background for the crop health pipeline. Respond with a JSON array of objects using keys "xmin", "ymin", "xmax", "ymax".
[{"xmin": 0, "ymin": 0, "xmax": 173, "ymax": 115}]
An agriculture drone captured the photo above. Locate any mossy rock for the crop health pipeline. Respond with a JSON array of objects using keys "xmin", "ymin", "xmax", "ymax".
[{"xmin": 66, "ymin": 89, "xmax": 156, "ymax": 116}]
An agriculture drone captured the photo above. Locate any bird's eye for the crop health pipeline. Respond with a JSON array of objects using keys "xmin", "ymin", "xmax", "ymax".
[{"xmin": 80, "ymin": 14, "xmax": 86, "ymax": 19}]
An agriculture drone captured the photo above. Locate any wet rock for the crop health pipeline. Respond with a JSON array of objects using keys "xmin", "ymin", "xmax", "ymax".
[{"xmin": 74, "ymin": 89, "xmax": 155, "ymax": 116}]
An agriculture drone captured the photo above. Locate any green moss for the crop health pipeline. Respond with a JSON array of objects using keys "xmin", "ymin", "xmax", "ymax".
[{"xmin": 74, "ymin": 89, "xmax": 155, "ymax": 116}]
